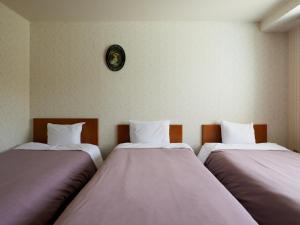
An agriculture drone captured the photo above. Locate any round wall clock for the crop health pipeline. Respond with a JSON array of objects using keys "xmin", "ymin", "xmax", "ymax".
[{"xmin": 105, "ymin": 44, "xmax": 126, "ymax": 71}]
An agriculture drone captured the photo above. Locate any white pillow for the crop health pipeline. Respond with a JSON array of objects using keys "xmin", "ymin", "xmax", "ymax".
[
  {"xmin": 129, "ymin": 120, "xmax": 170, "ymax": 145},
  {"xmin": 221, "ymin": 121, "xmax": 255, "ymax": 144},
  {"xmin": 47, "ymin": 123, "xmax": 85, "ymax": 145}
]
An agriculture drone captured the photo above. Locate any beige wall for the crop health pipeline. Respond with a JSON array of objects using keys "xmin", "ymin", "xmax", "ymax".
[
  {"xmin": 288, "ymin": 26, "xmax": 300, "ymax": 151},
  {"xmin": 0, "ymin": 2, "xmax": 30, "ymax": 152},
  {"xmin": 30, "ymin": 22, "xmax": 288, "ymax": 156}
]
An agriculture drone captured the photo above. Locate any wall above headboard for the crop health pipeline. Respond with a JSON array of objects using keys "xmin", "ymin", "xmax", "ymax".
[{"xmin": 30, "ymin": 22, "xmax": 288, "ymax": 156}]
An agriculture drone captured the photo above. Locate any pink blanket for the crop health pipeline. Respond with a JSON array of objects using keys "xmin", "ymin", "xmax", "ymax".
[
  {"xmin": 206, "ymin": 149, "xmax": 300, "ymax": 225},
  {"xmin": 0, "ymin": 149, "xmax": 96, "ymax": 225},
  {"xmin": 55, "ymin": 148, "xmax": 257, "ymax": 225}
]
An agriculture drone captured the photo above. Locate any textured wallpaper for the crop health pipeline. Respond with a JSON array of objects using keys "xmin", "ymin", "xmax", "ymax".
[
  {"xmin": 0, "ymin": 2, "xmax": 30, "ymax": 152},
  {"xmin": 30, "ymin": 22, "xmax": 288, "ymax": 156},
  {"xmin": 288, "ymin": 27, "xmax": 300, "ymax": 151}
]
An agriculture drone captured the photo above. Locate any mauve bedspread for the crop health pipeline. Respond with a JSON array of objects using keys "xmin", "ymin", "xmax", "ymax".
[
  {"xmin": 54, "ymin": 148, "xmax": 257, "ymax": 225},
  {"xmin": 205, "ymin": 149, "xmax": 300, "ymax": 225},
  {"xmin": 0, "ymin": 149, "xmax": 96, "ymax": 225}
]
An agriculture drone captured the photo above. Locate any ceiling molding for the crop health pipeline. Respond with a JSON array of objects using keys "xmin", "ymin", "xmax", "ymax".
[
  {"xmin": 0, "ymin": 0, "xmax": 284, "ymax": 22},
  {"xmin": 261, "ymin": 0, "xmax": 300, "ymax": 32}
]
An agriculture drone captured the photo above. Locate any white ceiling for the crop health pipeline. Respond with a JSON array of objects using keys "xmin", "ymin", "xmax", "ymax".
[{"xmin": 0, "ymin": 0, "xmax": 284, "ymax": 22}]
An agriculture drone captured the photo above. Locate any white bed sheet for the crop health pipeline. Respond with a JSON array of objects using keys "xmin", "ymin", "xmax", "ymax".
[
  {"xmin": 198, "ymin": 142, "xmax": 289, "ymax": 163},
  {"xmin": 15, "ymin": 142, "xmax": 103, "ymax": 168},
  {"xmin": 115, "ymin": 143, "xmax": 194, "ymax": 151}
]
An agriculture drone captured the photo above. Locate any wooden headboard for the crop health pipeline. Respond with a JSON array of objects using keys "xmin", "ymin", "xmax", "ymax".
[
  {"xmin": 117, "ymin": 124, "xmax": 183, "ymax": 144},
  {"xmin": 201, "ymin": 124, "xmax": 267, "ymax": 145},
  {"xmin": 33, "ymin": 118, "xmax": 99, "ymax": 145}
]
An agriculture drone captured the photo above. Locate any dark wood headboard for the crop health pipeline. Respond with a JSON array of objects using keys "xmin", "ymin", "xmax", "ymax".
[
  {"xmin": 201, "ymin": 124, "xmax": 267, "ymax": 145},
  {"xmin": 117, "ymin": 124, "xmax": 183, "ymax": 144},
  {"xmin": 33, "ymin": 118, "xmax": 99, "ymax": 145}
]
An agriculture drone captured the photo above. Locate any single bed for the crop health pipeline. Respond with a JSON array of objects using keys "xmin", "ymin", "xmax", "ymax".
[
  {"xmin": 200, "ymin": 124, "xmax": 300, "ymax": 225},
  {"xmin": 0, "ymin": 118, "xmax": 101, "ymax": 225},
  {"xmin": 54, "ymin": 123, "xmax": 257, "ymax": 225}
]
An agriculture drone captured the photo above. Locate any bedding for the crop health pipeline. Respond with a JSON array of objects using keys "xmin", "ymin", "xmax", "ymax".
[
  {"xmin": 202, "ymin": 143, "xmax": 300, "ymax": 225},
  {"xmin": 129, "ymin": 120, "xmax": 170, "ymax": 144},
  {"xmin": 198, "ymin": 142, "xmax": 288, "ymax": 162},
  {"xmin": 54, "ymin": 144, "xmax": 257, "ymax": 225},
  {"xmin": 220, "ymin": 121, "xmax": 255, "ymax": 144},
  {"xmin": 47, "ymin": 122, "xmax": 85, "ymax": 145},
  {"xmin": 116, "ymin": 142, "xmax": 192, "ymax": 150},
  {"xmin": 0, "ymin": 143, "xmax": 100, "ymax": 225},
  {"xmin": 16, "ymin": 142, "xmax": 103, "ymax": 168}
]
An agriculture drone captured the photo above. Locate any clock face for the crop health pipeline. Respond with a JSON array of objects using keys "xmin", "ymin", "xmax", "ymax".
[{"xmin": 106, "ymin": 45, "xmax": 126, "ymax": 71}]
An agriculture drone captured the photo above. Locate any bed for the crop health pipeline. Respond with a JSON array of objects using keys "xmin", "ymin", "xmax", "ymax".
[
  {"xmin": 54, "ymin": 123, "xmax": 257, "ymax": 225},
  {"xmin": 0, "ymin": 118, "xmax": 102, "ymax": 225},
  {"xmin": 200, "ymin": 124, "xmax": 300, "ymax": 225}
]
